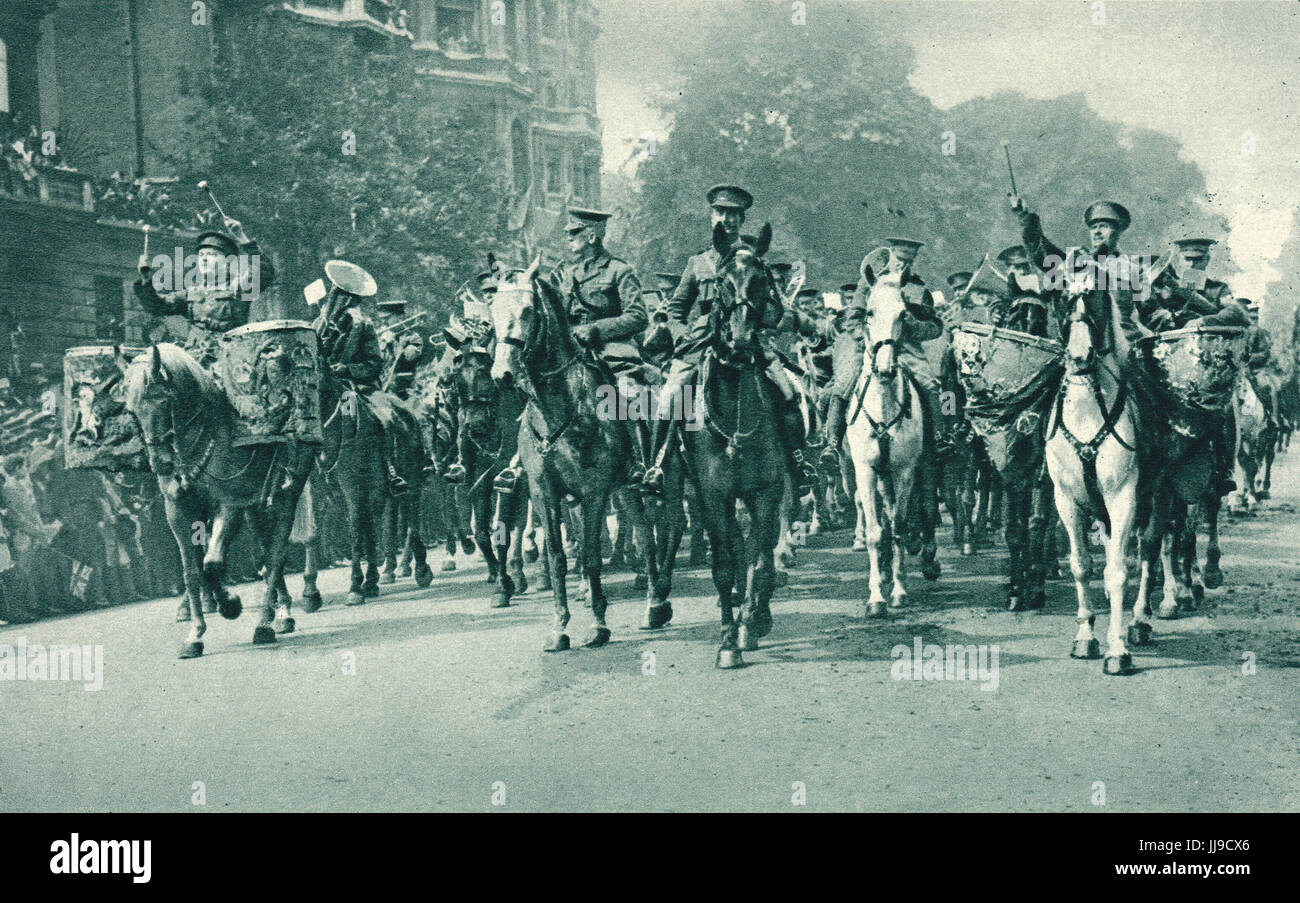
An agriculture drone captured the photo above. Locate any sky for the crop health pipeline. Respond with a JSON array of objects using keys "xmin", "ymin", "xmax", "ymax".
[{"xmin": 595, "ymin": 0, "xmax": 1300, "ymax": 298}]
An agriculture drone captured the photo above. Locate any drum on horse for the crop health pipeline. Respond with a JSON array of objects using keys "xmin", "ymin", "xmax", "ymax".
[
  {"xmin": 489, "ymin": 259, "xmax": 665, "ymax": 651},
  {"xmin": 122, "ymin": 344, "xmax": 312, "ymax": 658},
  {"xmin": 677, "ymin": 223, "xmax": 786, "ymax": 667},
  {"xmin": 843, "ymin": 271, "xmax": 930, "ymax": 616},
  {"xmin": 316, "ymin": 355, "xmax": 431, "ymax": 606},
  {"xmin": 1045, "ymin": 294, "xmax": 1143, "ymax": 675},
  {"xmin": 1134, "ymin": 325, "xmax": 1243, "ymax": 625}
]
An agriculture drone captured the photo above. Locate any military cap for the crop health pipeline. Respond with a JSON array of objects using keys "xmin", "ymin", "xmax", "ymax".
[
  {"xmin": 770, "ymin": 262, "xmax": 794, "ymax": 275},
  {"xmin": 476, "ymin": 270, "xmax": 499, "ymax": 293},
  {"xmin": 1084, "ymin": 201, "xmax": 1131, "ymax": 231},
  {"xmin": 839, "ymin": 283, "xmax": 858, "ymax": 295},
  {"xmin": 946, "ymin": 272, "xmax": 974, "ymax": 292},
  {"xmin": 377, "ymin": 299, "xmax": 407, "ymax": 314},
  {"xmin": 196, "ymin": 230, "xmax": 239, "ymax": 256},
  {"xmin": 795, "ymin": 287, "xmax": 821, "ymax": 300},
  {"xmin": 885, "ymin": 237, "xmax": 925, "ymax": 253},
  {"xmin": 565, "ymin": 207, "xmax": 612, "ymax": 236},
  {"xmin": 706, "ymin": 184, "xmax": 754, "ymax": 211},
  {"xmin": 996, "ymin": 245, "xmax": 1030, "ymax": 267},
  {"xmin": 1172, "ymin": 238, "xmax": 1216, "ymax": 259},
  {"xmin": 324, "ymin": 259, "xmax": 378, "ymax": 298},
  {"xmin": 1240, "ymin": 297, "xmax": 1260, "ymax": 312}
]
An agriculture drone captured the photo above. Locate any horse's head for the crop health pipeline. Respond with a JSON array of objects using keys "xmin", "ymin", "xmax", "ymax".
[
  {"xmin": 713, "ymin": 221, "xmax": 775, "ymax": 358},
  {"xmin": 490, "ymin": 257, "xmax": 541, "ymax": 388},
  {"xmin": 1065, "ymin": 296, "xmax": 1097, "ymax": 373},
  {"xmin": 861, "ymin": 266, "xmax": 907, "ymax": 377},
  {"xmin": 456, "ymin": 347, "xmax": 498, "ymax": 435},
  {"xmin": 122, "ymin": 344, "xmax": 198, "ymax": 478}
]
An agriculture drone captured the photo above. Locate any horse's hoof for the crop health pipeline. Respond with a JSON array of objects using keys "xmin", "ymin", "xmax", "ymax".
[
  {"xmin": 1202, "ymin": 567, "xmax": 1223, "ymax": 590},
  {"xmin": 921, "ymin": 559, "xmax": 941, "ymax": 581},
  {"xmin": 632, "ymin": 573, "xmax": 649, "ymax": 592},
  {"xmin": 1256, "ymin": 489, "xmax": 1270, "ymax": 500},
  {"xmin": 750, "ymin": 608, "xmax": 773, "ymax": 638},
  {"xmin": 381, "ymin": 572, "xmax": 396, "ymax": 585},
  {"xmin": 441, "ymin": 559, "xmax": 457, "ymax": 572},
  {"xmin": 640, "ymin": 602, "xmax": 673, "ymax": 630},
  {"xmin": 777, "ymin": 550, "xmax": 795, "ymax": 569},
  {"xmin": 346, "ymin": 591, "xmax": 366, "ymax": 606},
  {"xmin": 203, "ymin": 599, "xmax": 218, "ymax": 614},
  {"xmin": 1025, "ymin": 590, "xmax": 1045, "ymax": 610},
  {"xmin": 363, "ymin": 585, "xmax": 380, "ymax": 598},
  {"xmin": 737, "ymin": 625, "xmax": 758, "ymax": 651},
  {"xmin": 1071, "ymin": 639, "xmax": 1102, "ymax": 660},
  {"xmin": 461, "ymin": 537, "xmax": 475, "ymax": 555},
  {"xmin": 509, "ymin": 572, "xmax": 528, "ymax": 595},
  {"xmin": 1006, "ymin": 594, "xmax": 1023, "ymax": 612},
  {"xmin": 851, "ymin": 539, "xmax": 867, "ymax": 551},
  {"xmin": 1103, "ymin": 653, "xmax": 1135, "ymax": 676},
  {"xmin": 415, "ymin": 565, "xmax": 434, "ymax": 588},
  {"xmin": 252, "ymin": 626, "xmax": 277, "ymax": 645},
  {"xmin": 904, "ymin": 536, "xmax": 922, "ymax": 556},
  {"xmin": 1127, "ymin": 622, "xmax": 1154, "ymax": 647},
  {"xmin": 866, "ymin": 601, "xmax": 887, "ymax": 618},
  {"xmin": 178, "ymin": 641, "xmax": 204, "ymax": 659},
  {"xmin": 889, "ymin": 596, "xmax": 907, "ymax": 611},
  {"xmin": 1156, "ymin": 602, "xmax": 1180, "ymax": 620},
  {"xmin": 543, "ymin": 633, "xmax": 570, "ymax": 652},
  {"xmin": 302, "ymin": 589, "xmax": 323, "ymax": 613},
  {"xmin": 1191, "ymin": 583, "xmax": 1204, "ymax": 605},
  {"xmin": 490, "ymin": 593, "xmax": 511, "ymax": 609},
  {"xmin": 398, "ymin": 565, "xmax": 412, "ymax": 579},
  {"xmin": 716, "ymin": 647, "xmax": 744, "ymax": 669},
  {"xmin": 175, "ymin": 602, "xmax": 191, "ymax": 623},
  {"xmin": 274, "ymin": 617, "xmax": 295, "ymax": 634},
  {"xmin": 219, "ymin": 595, "xmax": 242, "ymax": 621},
  {"xmin": 961, "ymin": 543, "xmax": 974, "ymax": 556},
  {"xmin": 775, "ymin": 570, "xmax": 790, "ymax": 587},
  {"xmin": 584, "ymin": 627, "xmax": 612, "ymax": 648}
]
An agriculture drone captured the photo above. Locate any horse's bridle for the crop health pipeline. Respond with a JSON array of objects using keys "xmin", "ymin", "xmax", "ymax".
[{"xmin": 140, "ymin": 382, "xmax": 215, "ymax": 488}]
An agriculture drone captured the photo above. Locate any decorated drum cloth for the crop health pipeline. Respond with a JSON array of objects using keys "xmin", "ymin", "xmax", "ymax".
[
  {"xmin": 63, "ymin": 346, "xmax": 150, "ymax": 471},
  {"xmin": 217, "ymin": 320, "xmax": 323, "ymax": 448},
  {"xmin": 1141, "ymin": 326, "xmax": 1244, "ymax": 413},
  {"xmin": 951, "ymin": 322, "xmax": 1063, "ymax": 405}
]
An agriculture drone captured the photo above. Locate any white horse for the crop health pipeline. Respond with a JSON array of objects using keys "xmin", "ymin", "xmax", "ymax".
[
  {"xmin": 1232, "ymin": 373, "xmax": 1266, "ymax": 512},
  {"xmin": 1046, "ymin": 295, "xmax": 1143, "ymax": 675},
  {"xmin": 844, "ymin": 272, "xmax": 926, "ymax": 616}
]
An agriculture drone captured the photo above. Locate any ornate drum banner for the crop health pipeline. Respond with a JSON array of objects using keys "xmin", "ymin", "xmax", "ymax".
[
  {"xmin": 217, "ymin": 320, "xmax": 323, "ymax": 448},
  {"xmin": 952, "ymin": 322, "xmax": 1063, "ymax": 405},
  {"xmin": 63, "ymin": 345, "xmax": 150, "ymax": 471},
  {"xmin": 1140, "ymin": 325, "xmax": 1245, "ymax": 413}
]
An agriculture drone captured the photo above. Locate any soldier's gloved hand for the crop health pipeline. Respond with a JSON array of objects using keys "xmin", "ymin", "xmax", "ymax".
[
  {"xmin": 223, "ymin": 217, "xmax": 250, "ymax": 244},
  {"xmin": 574, "ymin": 324, "xmax": 600, "ymax": 347},
  {"xmin": 138, "ymin": 254, "xmax": 152, "ymax": 274},
  {"xmin": 1008, "ymin": 194, "xmax": 1026, "ymax": 214}
]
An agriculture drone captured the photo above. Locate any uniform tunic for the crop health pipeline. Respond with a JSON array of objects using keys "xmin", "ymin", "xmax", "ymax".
[{"xmin": 557, "ymin": 248, "xmax": 648, "ymax": 380}]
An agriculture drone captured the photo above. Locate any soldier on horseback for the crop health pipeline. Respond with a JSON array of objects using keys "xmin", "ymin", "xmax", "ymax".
[
  {"xmin": 135, "ymin": 219, "xmax": 275, "ymax": 369},
  {"xmin": 645, "ymin": 184, "xmax": 818, "ymax": 496},
  {"xmin": 312, "ymin": 260, "xmax": 411, "ymax": 496},
  {"xmin": 375, "ymin": 298, "xmax": 425, "ymax": 401}
]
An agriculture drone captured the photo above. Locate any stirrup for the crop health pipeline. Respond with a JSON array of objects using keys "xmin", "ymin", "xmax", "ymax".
[
  {"xmin": 640, "ymin": 465, "xmax": 665, "ymax": 496},
  {"xmin": 444, "ymin": 462, "xmax": 467, "ymax": 484},
  {"xmin": 820, "ymin": 444, "xmax": 840, "ymax": 464}
]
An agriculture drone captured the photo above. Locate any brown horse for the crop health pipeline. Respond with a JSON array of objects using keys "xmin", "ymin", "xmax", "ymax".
[
  {"xmin": 682, "ymin": 223, "xmax": 786, "ymax": 668},
  {"xmin": 122, "ymin": 344, "xmax": 312, "ymax": 658},
  {"xmin": 490, "ymin": 260, "xmax": 663, "ymax": 651}
]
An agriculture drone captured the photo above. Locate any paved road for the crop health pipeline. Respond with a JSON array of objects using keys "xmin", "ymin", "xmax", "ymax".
[{"xmin": 3, "ymin": 452, "xmax": 1298, "ymax": 812}]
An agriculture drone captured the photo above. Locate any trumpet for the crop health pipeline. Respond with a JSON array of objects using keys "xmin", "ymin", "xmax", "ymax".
[{"xmin": 377, "ymin": 311, "xmax": 427, "ymax": 340}]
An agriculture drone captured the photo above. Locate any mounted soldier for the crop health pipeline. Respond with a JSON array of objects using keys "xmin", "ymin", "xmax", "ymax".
[
  {"xmin": 135, "ymin": 218, "xmax": 275, "ymax": 370},
  {"xmin": 311, "ymin": 260, "xmax": 411, "ymax": 495},
  {"xmin": 647, "ymin": 184, "xmax": 817, "ymax": 496},
  {"xmin": 374, "ymin": 298, "xmax": 425, "ymax": 401}
]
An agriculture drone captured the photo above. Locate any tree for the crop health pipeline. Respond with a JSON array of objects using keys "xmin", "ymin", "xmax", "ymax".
[{"xmin": 149, "ymin": 11, "xmax": 511, "ymax": 320}]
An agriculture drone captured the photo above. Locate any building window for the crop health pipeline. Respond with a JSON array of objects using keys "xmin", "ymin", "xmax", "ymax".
[
  {"xmin": 542, "ymin": 145, "xmax": 563, "ymax": 198},
  {"xmin": 95, "ymin": 277, "xmax": 125, "ymax": 343},
  {"xmin": 437, "ymin": 1, "xmax": 479, "ymax": 52},
  {"xmin": 0, "ymin": 38, "xmax": 9, "ymax": 114},
  {"xmin": 510, "ymin": 119, "xmax": 530, "ymax": 196}
]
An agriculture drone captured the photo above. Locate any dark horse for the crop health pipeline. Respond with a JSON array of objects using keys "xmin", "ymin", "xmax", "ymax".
[
  {"xmin": 316, "ymin": 362, "xmax": 431, "ymax": 605},
  {"xmin": 490, "ymin": 259, "xmax": 664, "ymax": 650},
  {"xmin": 682, "ymin": 223, "xmax": 786, "ymax": 668},
  {"xmin": 122, "ymin": 344, "xmax": 311, "ymax": 658}
]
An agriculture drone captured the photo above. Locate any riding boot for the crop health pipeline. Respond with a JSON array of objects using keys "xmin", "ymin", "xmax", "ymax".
[
  {"xmin": 385, "ymin": 434, "xmax": 409, "ymax": 496},
  {"xmin": 821, "ymin": 395, "xmax": 845, "ymax": 465},
  {"xmin": 493, "ymin": 455, "xmax": 522, "ymax": 496},
  {"xmin": 780, "ymin": 399, "xmax": 818, "ymax": 495},
  {"xmin": 641, "ymin": 416, "xmax": 673, "ymax": 496},
  {"xmin": 626, "ymin": 420, "xmax": 648, "ymax": 485}
]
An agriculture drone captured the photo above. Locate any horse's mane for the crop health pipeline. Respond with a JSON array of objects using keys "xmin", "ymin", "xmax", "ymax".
[
  {"xmin": 533, "ymin": 271, "xmax": 579, "ymax": 360},
  {"xmin": 123, "ymin": 343, "xmax": 223, "ymax": 406}
]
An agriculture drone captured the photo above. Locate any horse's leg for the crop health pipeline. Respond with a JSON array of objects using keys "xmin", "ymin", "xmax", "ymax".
[
  {"xmin": 301, "ymin": 534, "xmax": 324, "ymax": 612},
  {"xmin": 1170, "ymin": 500, "xmax": 1197, "ymax": 612},
  {"xmin": 523, "ymin": 497, "xmax": 540, "ymax": 562},
  {"xmin": 379, "ymin": 498, "xmax": 396, "ymax": 584},
  {"xmin": 407, "ymin": 491, "xmax": 433, "ymax": 588},
  {"xmin": 643, "ymin": 472, "xmax": 682, "ymax": 629},
  {"xmin": 705, "ymin": 487, "xmax": 741, "ymax": 668},
  {"xmin": 737, "ymin": 489, "xmax": 778, "ymax": 651},
  {"xmin": 488, "ymin": 488, "xmax": 514, "ymax": 609},
  {"xmin": 202, "ymin": 505, "xmax": 244, "ymax": 619},
  {"xmin": 507, "ymin": 491, "xmax": 527, "ymax": 594},
  {"xmin": 164, "ymin": 491, "xmax": 209, "ymax": 658},
  {"xmin": 852, "ymin": 446, "xmax": 887, "ymax": 616},
  {"xmin": 1101, "ymin": 477, "xmax": 1139, "ymax": 675},
  {"xmin": 1005, "ymin": 474, "xmax": 1031, "ymax": 611},
  {"xmin": 775, "ymin": 477, "xmax": 795, "ymax": 569},
  {"xmin": 362, "ymin": 489, "xmax": 383, "ymax": 597},
  {"xmin": 580, "ymin": 490, "xmax": 612, "ymax": 648},
  {"xmin": 1022, "ymin": 465, "xmax": 1051, "ymax": 610},
  {"xmin": 888, "ymin": 466, "xmax": 915, "ymax": 611},
  {"xmin": 1203, "ymin": 490, "xmax": 1224, "ymax": 588},
  {"xmin": 1133, "ymin": 489, "xmax": 1164, "ymax": 639},
  {"xmin": 538, "ymin": 482, "xmax": 571, "ymax": 652},
  {"xmin": 1056, "ymin": 484, "xmax": 1100, "ymax": 660}
]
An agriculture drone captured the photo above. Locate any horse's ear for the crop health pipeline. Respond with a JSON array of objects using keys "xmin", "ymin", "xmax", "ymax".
[
  {"xmin": 149, "ymin": 345, "xmax": 163, "ymax": 379},
  {"xmin": 712, "ymin": 221, "xmax": 730, "ymax": 258},
  {"xmin": 487, "ymin": 251, "xmax": 497, "ymax": 275},
  {"xmin": 525, "ymin": 256, "xmax": 540, "ymax": 280},
  {"xmin": 756, "ymin": 223, "xmax": 772, "ymax": 258}
]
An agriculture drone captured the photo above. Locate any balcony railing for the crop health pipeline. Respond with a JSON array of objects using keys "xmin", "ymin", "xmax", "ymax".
[{"xmin": 0, "ymin": 166, "xmax": 94, "ymax": 212}]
